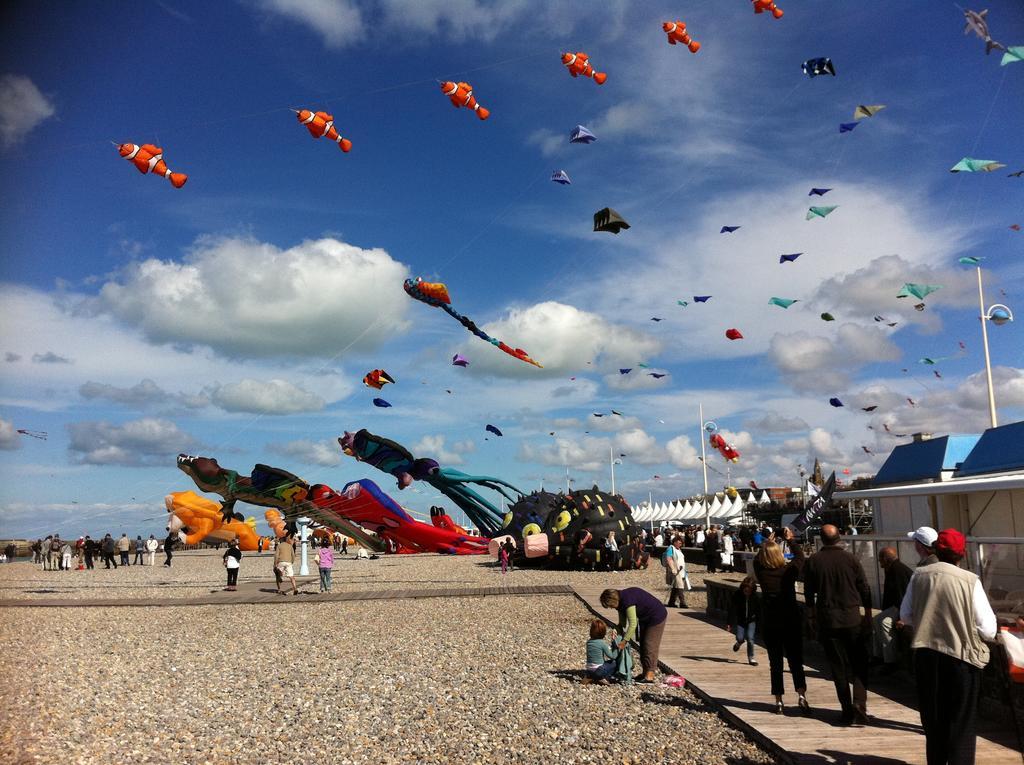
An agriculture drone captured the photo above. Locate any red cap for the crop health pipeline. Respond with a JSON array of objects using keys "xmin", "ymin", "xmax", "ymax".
[{"xmin": 934, "ymin": 528, "xmax": 966, "ymax": 557}]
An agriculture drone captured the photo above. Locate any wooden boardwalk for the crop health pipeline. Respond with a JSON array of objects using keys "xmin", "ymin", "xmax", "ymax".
[
  {"xmin": 0, "ymin": 581, "xmax": 573, "ymax": 609},
  {"xmin": 575, "ymin": 586, "xmax": 1022, "ymax": 765}
]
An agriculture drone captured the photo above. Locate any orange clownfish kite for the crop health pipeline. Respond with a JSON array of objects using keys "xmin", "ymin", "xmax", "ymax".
[
  {"xmin": 752, "ymin": 0, "xmax": 784, "ymax": 19},
  {"xmin": 296, "ymin": 110, "xmax": 352, "ymax": 152},
  {"xmin": 561, "ymin": 52, "xmax": 607, "ymax": 84},
  {"xmin": 440, "ymin": 81, "xmax": 490, "ymax": 120},
  {"xmin": 663, "ymin": 21, "xmax": 701, "ymax": 52},
  {"xmin": 117, "ymin": 144, "xmax": 187, "ymax": 188}
]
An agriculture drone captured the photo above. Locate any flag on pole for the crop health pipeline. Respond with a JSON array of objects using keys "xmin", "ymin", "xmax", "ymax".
[{"xmin": 791, "ymin": 471, "xmax": 836, "ymax": 533}]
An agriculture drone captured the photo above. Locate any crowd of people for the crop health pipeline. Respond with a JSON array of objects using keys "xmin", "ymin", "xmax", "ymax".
[
  {"xmin": 586, "ymin": 522, "xmax": 1001, "ymax": 764},
  {"xmin": 28, "ymin": 532, "xmax": 180, "ymax": 570}
]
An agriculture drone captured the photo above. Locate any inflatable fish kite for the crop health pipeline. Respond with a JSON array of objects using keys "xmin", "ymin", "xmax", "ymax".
[
  {"xmin": 439, "ymin": 81, "xmax": 489, "ymax": 120},
  {"xmin": 570, "ymin": 125, "xmax": 596, "ymax": 143},
  {"xmin": 853, "ymin": 104, "xmax": 886, "ymax": 119},
  {"xmin": 803, "ymin": 57, "xmax": 836, "ymax": 77},
  {"xmin": 963, "ymin": 8, "xmax": 1004, "ymax": 54},
  {"xmin": 561, "ymin": 52, "xmax": 607, "ymax": 84},
  {"xmin": 807, "ymin": 205, "xmax": 838, "ymax": 220},
  {"xmin": 780, "ymin": 253, "xmax": 802, "ymax": 263},
  {"xmin": 551, "ymin": 170, "xmax": 571, "ymax": 185},
  {"xmin": 117, "ymin": 143, "xmax": 187, "ymax": 188},
  {"xmin": 363, "ymin": 369, "xmax": 395, "ymax": 390},
  {"xmin": 663, "ymin": 21, "xmax": 700, "ymax": 52},
  {"xmin": 709, "ymin": 432, "xmax": 740, "ymax": 462},
  {"xmin": 752, "ymin": 0, "xmax": 783, "ymax": 19},
  {"xmin": 725, "ymin": 328, "xmax": 743, "ymax": 340},
  {"xmin": 404, "ymin": 278, "xmax": 542, "ymax": 368},
  {"xmin": 950, "ymin": 157, "xmax": 1005, "ymax": 173},
  {"xmin": 594, "ymin": 207, "xmax": 630, "ymax": 233},
  {"xmin": 295, "ymin": 110, "xmax": 351, "ymax": 152}
]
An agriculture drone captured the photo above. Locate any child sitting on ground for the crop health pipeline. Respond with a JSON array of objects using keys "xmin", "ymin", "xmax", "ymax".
[{"xmin": 585, "ymin": 618, "xmax": 620, "ymax": 684}]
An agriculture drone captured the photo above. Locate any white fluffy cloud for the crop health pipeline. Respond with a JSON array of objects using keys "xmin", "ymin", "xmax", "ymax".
[
  {"xmin": 412, "ymin": 434, "xmax": 469, "ymax": 465},
  {"xmin": 95, "ymin": 236, "xmax": 410, "ymax": 359},
  {"xmin": 256, "ymin": 0, "xmax": 365, "ymax": 47},
  {"xmin": 464, "ymin": 301, "xmax": 661, "ymax": 378},
  {"xmin": 269, "ymin": 438, "xmax": 343, "ymax": 467},
  {"xmin": 0, "ymin": 418, "xmax": 21, "ymax": 451},
  {"xmin": 209, "ymin": 379, "xmax": 325, "ymax": 414},
  {"xmin": 0, "ymin": 75, "xmax": 56, "ymax": 148},
  {"xmin": 79, "ymin": 379, "xmax": 209, "ymax": 410},
  {"xmin": 769, "ymin": 323, "xmax": 901, "ymax": 391},
  {"xmin": 665, "ymin": 435, "xmax": 699, "ymax": 469},
  {"xmin": 67, "ymin": 418, "xmax": 198, "ymax": 467}
]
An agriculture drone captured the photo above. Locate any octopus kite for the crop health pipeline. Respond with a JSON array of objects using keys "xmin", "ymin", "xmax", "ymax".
[{"xmin": 404, "ymin": 277, "xmax": 542, "ymax": 368}]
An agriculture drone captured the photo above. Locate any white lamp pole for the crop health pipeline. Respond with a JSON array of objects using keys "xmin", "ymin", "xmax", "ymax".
[
  {"xmin": 977, "ymin": 266, "xmax": 997, "ymax": 428},
  {"xmin": 297, "ymin": 517, "xmax": 311, "ymax": 576},
  {"xmin": 976, "ymin": 265, "xmax": 1015, "ymax": 428},
  {"xmin": 609, "ymin": 444, "xmax": 616, "ymax": 495},
  {"xmin": 700, "ymin": 403, "xmax": 710, "ymax": 529}
]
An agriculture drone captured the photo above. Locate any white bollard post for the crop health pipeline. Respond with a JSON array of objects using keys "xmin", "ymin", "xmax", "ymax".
[{"xmin": 298, "ymin": 517, "xmax": 311, "ymax": 576}]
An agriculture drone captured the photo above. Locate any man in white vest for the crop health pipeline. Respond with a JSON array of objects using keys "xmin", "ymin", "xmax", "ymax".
[{"xmin": 899, "ymin": 528, "xmax": 997, "ymax": 765}]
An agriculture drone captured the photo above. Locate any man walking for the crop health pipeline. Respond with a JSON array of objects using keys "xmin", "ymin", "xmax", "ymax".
[
  {"xmin": 144, "ymin": 534, "xmax": 159, "ymax": 566},
  {"xmin": 117, "ymin": 533, "xmax": 131, "ymax": 566},
  {"xmin": 133, "ymin": 535, "xmax": 145, "ymax": 565},
  {"xmin": 703, "ymin": 525, "xmax": 721, "ymax": 574},
  {"xmin": 83, "ymin": 535, "xmax": 95, "ymax": 570},
  {"xmin": 872, "ymin": 547, "xmax": 913, "ymax": 671},
  {"xmin": 163, "ymin": 532, "xmax": 176, "ymax": 567},
  {"xmin": 908, "ymin": 526, "xmax": 939, "ymax": 567},
  {"xmin": 48, "ymin": 535, "xmax": 62, "ymax": 572},
  {"xmin": 274, "ymin": 533, "xmax": 298, "ymax": 595},
  {"xmin": 900, "ymin": 529, "xmax": 996, "ymax": 765},
  {"xmin": 804, "ymin": 524, "xmax": 873, "ymax": 726}
]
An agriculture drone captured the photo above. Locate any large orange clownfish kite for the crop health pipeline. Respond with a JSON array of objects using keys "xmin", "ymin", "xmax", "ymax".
[
  {"xmin": 561, "ymin": 52, "xmax": 607, "ymax": 84},
  {"xmin": 663, "ymin": 21, "xmax": 701, "ymax": 52},
  {"xmin": 439, "ymin": 81, "xmax": 490, "ymax": 120},
  {"xmin": 295, "ymin": 109, "xmax": 352, "ymax": 152},
  {"xmin": 752, "ymin": 0, "xmax": 784, "ymax": 19},
  {"xmin": 117, "ymin": 143, "xmax": 188, "ymax": 188}
]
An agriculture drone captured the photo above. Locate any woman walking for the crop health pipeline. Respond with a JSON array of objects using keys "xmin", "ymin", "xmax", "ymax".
[
  {"xmin": 600, "ymin": 587, "xmax": 667, "ymax": 683},
  {"xmin": 222, "ymin": 538, "xmax": 241, "ymax": 590},
  {"xmin": 318, "ymin": 538, "xmax": 334, "ymax": 593},
  {"xmin": 753, "ymin": 527, "xmax": 809, "ymax": 715}
]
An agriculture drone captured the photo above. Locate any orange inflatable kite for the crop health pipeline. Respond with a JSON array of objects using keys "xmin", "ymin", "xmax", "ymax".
[
  {"xmin": 440, "ymin": 81, "xmax": 490, "ymax": 120},
  {"xmin": 561, "ymin": 52, "xmax": 607, "ymax": 84},
  {"xmin": 117, "ymin": 143, "xmax": 187, "ymax": 188},
  {"xmin": 296, "ymin": 109, "xmax": 352, "ymax": 152},
  {"xmin": 752, "ymin": 0, "xmax": 784, "ymax": 19},
  {"xmin": 663, "ymin": 21, "xmax": 701, "ymax": 52},
  {"xmin": 165, "ymin": 491, "xmax": 271, "ymax": 551}
]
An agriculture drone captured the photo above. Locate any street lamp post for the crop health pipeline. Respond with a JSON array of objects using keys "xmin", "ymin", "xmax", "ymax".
[
  {"xmin": 699, "ymin": 403, "xmax": 710, "ymax": 529},
  {"xmin": 976, "ymin": 265, "xmax": 1015, "ymax": 428}
]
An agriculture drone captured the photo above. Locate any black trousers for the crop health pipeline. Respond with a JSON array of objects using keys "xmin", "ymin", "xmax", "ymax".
[
  {"xmin": 666, "ymin": 587, "xmax": 687, "ymax": 607},
  {"xmin": 119, "ymin": 551, "xmax": 129, "ymax": 564},
  {"xmin": 85, "ymin": 554, "xmax": 93, "ymax": 570},
  {"xmin": 915, "ymin": 648, "xmax": 981, "ymax": 765},
  {"xmin": 226, "ymin": 568, "xmax": 238, "ymax": 587},
  {"xmin": 133, "ymin": 551, "xmax": 143, "ymax": 564},
  {"xmin": 706, "ymin": 552, "xmax": 720, "ymax": 573},
  {"xmin": 104, "ymin": 553, "xmax": 117, "ymax": 568},
  {"xmin": 164, "ymin": 549, "xmax": 173, "ymax": 566},
  {"xmin": 820, "ymin": 625, "xmax": 870, "ymax": 715},
  {"xmin": 762, "ymin": 605, "xmax": 806, "ymax": 696}
]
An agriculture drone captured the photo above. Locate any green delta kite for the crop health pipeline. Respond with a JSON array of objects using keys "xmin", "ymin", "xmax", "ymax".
[
  {"xmin": 950, "ymin": 157, "xmax": 1006, "ymax": 173},
  {"xmin": 769, "ymin": 297, "xmax": 799, "ymax": 308},
  {"xmin": 806, "ymin": 205, "xmax": 838, "ymax": 220}
]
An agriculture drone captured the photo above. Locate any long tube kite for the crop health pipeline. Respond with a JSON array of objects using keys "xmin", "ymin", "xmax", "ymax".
[{"xmin": 404, "ymin": 278, "xmax": 542, "ymax": 368}]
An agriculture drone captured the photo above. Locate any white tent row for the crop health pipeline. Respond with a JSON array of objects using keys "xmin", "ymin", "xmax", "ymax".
[{"xmin": 632, "ymin": 494, "xmax": 753, "ymax": 524}]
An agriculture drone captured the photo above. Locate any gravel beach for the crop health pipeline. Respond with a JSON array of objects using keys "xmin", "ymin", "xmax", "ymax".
[{"xmin": 0, "ymin": 553, "xmax": 769, "ymax": 764}]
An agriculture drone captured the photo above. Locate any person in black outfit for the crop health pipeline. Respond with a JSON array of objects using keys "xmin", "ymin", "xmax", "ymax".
[
  {"xmin": 101, "ymin": 534, "xmax": 117, "ymax": 569},
  {"xmin": 872, "ymin": 546, "xmax": 912, "ymax": 670},
  {"xmin": 502, "ymin": 539, "xmax": 516, "ymax": 571},
  {"xmin": 753, "ymin": 527, "xmax": 809, "ymax": 714},
  {"xmin": 163, "ymin": 532, "xmax": 176, "ymax": 567},
  {"xmin": 703, "ymin": 525, "xmax": 721, "ymax": 573},
  {"xmin": 83, "ymin": 536, "xmax": 95, "ymax": 570},
  {"xmin": 222, "ymin": 538, "xmax": 241, "ymax": 590},
  {"xmin": 803, "ymin": 524, "xmax": 873, "ymax": 726}
]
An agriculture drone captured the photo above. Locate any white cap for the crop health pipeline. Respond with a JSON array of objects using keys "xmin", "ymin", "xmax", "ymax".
[{"xmin": 907, "ymin": 526, "xmax": 938, "ymax": 547}]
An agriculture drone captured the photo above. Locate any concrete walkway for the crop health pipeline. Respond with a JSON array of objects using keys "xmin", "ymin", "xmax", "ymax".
[{"xmin": 575, "ymin": 585, "xmax": 1022, "ymax": 765}]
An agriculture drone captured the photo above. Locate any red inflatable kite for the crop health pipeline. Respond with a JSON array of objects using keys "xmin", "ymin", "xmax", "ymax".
[
  {"xmin": 440, "ymin": 81, "xmax": 490, "ymax": 120},
  {"xmin": 561, "ymin": 52, "xmax": 607, "ymax": 84},
  {"xmin": 296, "ymin": 109, "xmax": 352, "ymax": 152},
  {"xmin": 710, "ymin": 432, "xmax": 740, "ymax": 463},
  {"xmin": 663, "ymin": 21, "xmax": 701, "ymax": 52}
]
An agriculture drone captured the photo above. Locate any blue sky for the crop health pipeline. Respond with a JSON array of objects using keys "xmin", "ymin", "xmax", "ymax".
[{"xmin": 1, "ymin": 0, "xmax": 1022, "ymax": 539}]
